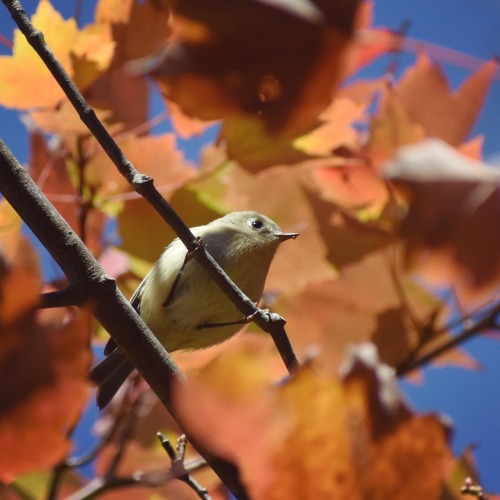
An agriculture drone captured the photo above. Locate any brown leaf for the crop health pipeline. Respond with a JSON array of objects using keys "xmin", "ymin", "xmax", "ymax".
[
  {"xmin": 95, "ymin": 0, "xmax": 170, "ymax": 63},
  {"xmin": 396, "ymin": 55, "xmax": 496, "ymax": 146},
  {"xmin": 274, "ymin": 250, "xmax": 443, "ymax": 371},
  {"xmin": 85, "ymin": 66, "xmax": 149, "ymax": 132},
  {"xmin": 167, "ymin": 100, "xmax": 214, "ymax": 139},
  {"xmin": 0, "ymin": 237, "xmax": 91, "ymax": 481},
  {"xmin": 173, "ymin": 345, "xmax": 453, "ymax": 499},
  {"xmin": 145, "ymin": 0, "xmax": 362, "ymax": 135},
  {"xmin": 384, "ymin": 139, "xmax": 500, "ymax": 302}
]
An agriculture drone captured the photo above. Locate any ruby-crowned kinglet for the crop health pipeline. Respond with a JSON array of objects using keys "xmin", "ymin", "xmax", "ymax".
[{"xmin": 90, "ymin": 211, "xmax": 298, "ymax": 408}]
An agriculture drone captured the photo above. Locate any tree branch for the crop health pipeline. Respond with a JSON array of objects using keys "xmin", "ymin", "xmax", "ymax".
[
  {"xmin": 0, "ymin": 141, "xmax": 247, "ymax": 500},
  {"xmin": 1, "ymin": 0, "xmax": 298, "ymax": 375},
  {"xmin": 40, "ymin": 287, "xmax": 84, "ymax": 308},
  {"xmin": 396, "ymin": 302, "xmax": 500, "ymax": 376}
]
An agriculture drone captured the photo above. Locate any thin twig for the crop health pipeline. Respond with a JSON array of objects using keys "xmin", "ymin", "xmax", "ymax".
[
  {"xmin": 158, "ymin": 433, "xmax": 211, "ymax": 500},
  {"xmin": 397, "ymin": 302, "xmax": 500, "ymax": 376},
  {"xmin": 1, "ymin": 0, "xmax": 298, "ymax": 376},
  {"xmin": 104, "ymin": 377, "xmax": 145, "ymax": 481},
  {"xmin": 461, "ymin": 477, "xmax": 489, "ymax": 500}
]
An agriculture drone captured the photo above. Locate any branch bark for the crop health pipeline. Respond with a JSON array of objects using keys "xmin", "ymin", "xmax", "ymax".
[
  {"xmin": 0, "ymin": 140, "xmax": 247, "ymax": 499},
  {"xmin": 1, "ymin": 0, "xmax": 299, "ymax": 376},
  {"xmin": 0, "ymin": 1, "xmax": 301, "ymax": 495},
  {"xmin": 396, "ymin": 302, "xmax": 500, "ymax": 376}
]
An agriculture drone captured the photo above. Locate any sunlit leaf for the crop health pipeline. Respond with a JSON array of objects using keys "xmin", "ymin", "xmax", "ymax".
[
  {"xmin": 396, "ymin": 55, "xmax": 496, "ymax": 146},
  {"xmin": 0, "ymin": 0, "xmax": 114, "ymax": 110},
  {"xmin": 173, "ymin": 344, "xmax": 453, "ymax": 499}
]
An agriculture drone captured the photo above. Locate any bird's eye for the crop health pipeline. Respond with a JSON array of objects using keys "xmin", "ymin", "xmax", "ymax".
[{"xmin": 249, "ymin": 218, "xmax": 264, "ymax": 230}]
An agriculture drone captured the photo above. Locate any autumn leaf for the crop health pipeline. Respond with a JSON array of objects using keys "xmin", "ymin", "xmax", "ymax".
[
  {"xmin": 85, "ymin": 132, "xmax": 196, "ymax": 207},
  {"xmin": 118, "ymin": 185, "xmax": 222, "ymax": 263},
  {"xmin": 0, "ymin": 0, "xmax": 114, "ymax": 110},
  {"xmin": 95, "ymin": 0, "xmax": 170, "ymax": 63},
  {"xmin": 396, "ymin": 54, "xmax": 496, "ymax": 146},
  {"xmin": 220, "ymin": 117, "xmax": 310, "ymax": 170},
  {"xmin": 293, "ymin": 97, "xmax": 366, "ymax": 156},
  {"xmin": 28, "ymin": 132, "xmax": 106, "ymax": 256},
  {"xmin": 274, "ymin": 250, "xmax": 452, "ymax": 372},
  {"xmin": 365, "ymin": 83, "xmax": 426, "ymax": 167},
  {"xmin": 87, "ymin": 0, "xmax": 172, "ymax": 131},
  {"xmin": 143, "ymin": 0, "xmax": 362, "ymax": 136},
  {"xmin": 0, "ymin": 226, "xmax": 92, "ymax": 481},
  {"xmin": 384, "ymin": 139, "xmax": 500, "ymax": 303},
  {"xmin": 309, "ymin": 163, "xmax": 391, "ymax": 220},
  {"xmin": 173, "ymin": 344, "xmax": 453, "ymax": 499}
]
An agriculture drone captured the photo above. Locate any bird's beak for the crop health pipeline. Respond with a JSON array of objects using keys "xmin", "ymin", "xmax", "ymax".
[{"xmin": 275, "ymin": 232, "xmax": 299, "ymax": 242}]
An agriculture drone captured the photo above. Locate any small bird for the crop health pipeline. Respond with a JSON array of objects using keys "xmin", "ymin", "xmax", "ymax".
[{"xmin": 89, "ymin": 211, "xmax": 298, "ymax": 408}]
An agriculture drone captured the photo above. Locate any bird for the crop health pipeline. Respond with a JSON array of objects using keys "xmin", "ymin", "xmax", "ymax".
[{"xmin": 89, "ymin": 211, "xmax": 298, "ymax": 408}]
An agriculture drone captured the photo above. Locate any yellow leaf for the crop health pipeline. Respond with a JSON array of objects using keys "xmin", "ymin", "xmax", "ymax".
[{"xmin": 0, "ymin": 0, "xmax": 113, "ymax": 110}]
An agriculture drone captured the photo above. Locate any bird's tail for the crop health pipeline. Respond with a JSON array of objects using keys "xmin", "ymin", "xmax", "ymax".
[{"xmin": 88, "ymin": 349, "xmax": 135, "ymax": 409}]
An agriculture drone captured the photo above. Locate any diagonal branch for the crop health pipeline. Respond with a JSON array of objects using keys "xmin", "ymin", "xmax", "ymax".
[
  {"xmin": 396, "ymin": 302, "xmax": 500, "ymax": 376},
  {"xmin": 1, "ymin": 0, "xmax": 298, "ymax": 376},
  {"xmin": 0, "ymin": 141, "xmax": 247, "ymax": 500}
]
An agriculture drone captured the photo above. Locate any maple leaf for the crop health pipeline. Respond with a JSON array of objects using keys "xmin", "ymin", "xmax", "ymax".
[
  {"xmin": 95, "ymin": 0, "xmax": 170, "ymax": 63},
  {"xmin": 384, "ymin": 139, "xmax": 500, "ymax": 303},
  {"xmin": 0, "ymin": 212, "xmax": 92, "ymax": 481},
  {"xmin": 293, "ymin": 97, "xmax": 366, "ymax": 156},
  {"xmin": 173, "ymin": 344, "xmax": 453, "ymax": 499},
  {"xmin": 396, "ymin": 54, "xmax": 496, "ymax": 146},
  {"xmin": 140, "ymin": 0, "xmax": 363, "ymax": 136},
  {"xmin": 88, "ymin": 0, "xmax": 171, "ymax": 131},
  {"xmin": 0, "ymin": 0, "xmax": 114, "ymax": 110},
  {"xmin": 273, "ymin": 250, "xmax": 454, "ymax": 372},
  {"xmin": 28, "ymin": 132, "xmax": 106, "ymax": 256},
  {"xmin": 85, "ymin": 132, "xmax": 196, "ymax": 207},
  {"xmin": 365, "ymin": 83, "xmax": 426, "ymax": 167}
]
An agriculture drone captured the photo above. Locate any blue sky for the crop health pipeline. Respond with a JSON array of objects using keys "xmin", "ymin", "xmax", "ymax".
[
  {"xmin": 374, "ymin": 0, "xmax": 500, "ymax": 492},
  {"xmin": 1, "ymin": 0, "xmax": 500, "ymax": 492}
]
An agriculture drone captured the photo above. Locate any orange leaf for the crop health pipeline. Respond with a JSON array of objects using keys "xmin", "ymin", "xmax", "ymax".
[
  {"xmin": 396, "ymin": 54, "xmax": 496, "ymax": 146},
  {"xmin": 294, "ymin": 97, "xmax": 365, "ymax": 156},
  {"xmin": 85, "ymin": 132, "xmax": 195, "ymax": 204},
  {"xmin": 173, "ymin": 345, "xmax": 453, "ymax": 499},
  {"xmin": 0, "ymin": 0, "xmax": 114, "ymax": 110},
  {"xmin": 274, "ymin": 250, "xmax": 443, "ymax": 371},
  {"xmin": 365, "ymin": 84, "xmax": 426, "ymax": 166},
  {"xmin": 0, "ymin": 234, "xmax": 91, "ymax": 480},
  {"xmin": 95, "ymin": 0, "xmax": 170, "ymax": 63},
  {"xmin": 0, "ymin": 307, "xmax": 92, "ymax": 481},
  {"xmin": 28, "ymin": 132, "xmax": 106, "ymax": 256},
  {"xmin": 384, "ymin": 139, "xmax": 500, "ymax": 303}
]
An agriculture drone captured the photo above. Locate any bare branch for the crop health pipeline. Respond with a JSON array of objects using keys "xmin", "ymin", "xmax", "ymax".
[
  {"xmin": 461, "ymin": 477, "xmax": 489, "ymax": 500},
  {"xmin": 40, "ymin": 287, "xmax": 83, "ymax": 308},
  {"xmin": 0, "ymin": 141, "xmax": 247, "ymax": 499},
  {"xmin": 1, "ymin": 0, "xmax": 298, "ymax": 375},
  {"xmin": 158, "ymin": 433, "xmax": 211, "ymax": 499},
  {"xmin": 397, "ymin": 302, "xmax": 500, "ymax": 376}
]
